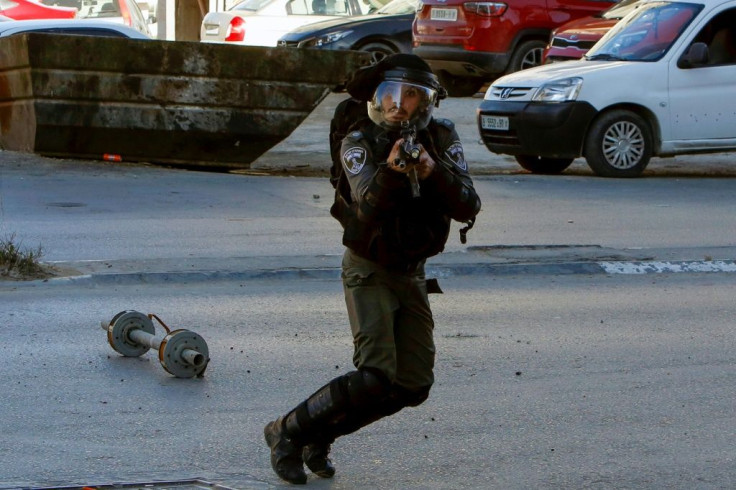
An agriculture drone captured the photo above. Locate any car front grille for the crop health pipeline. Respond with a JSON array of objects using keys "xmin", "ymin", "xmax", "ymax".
[
  {"xmin": 487, "ymin": 86, "xmax": 534, "ymax": 101},
  {"xmin": 551, "ymin": 37, "xmax": 598, "ymax": 50}
]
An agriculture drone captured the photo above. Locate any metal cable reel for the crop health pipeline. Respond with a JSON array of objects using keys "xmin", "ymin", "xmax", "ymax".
[{"xmin": 101, "ymin": 310, "xmax": 209, "ymax": 378}]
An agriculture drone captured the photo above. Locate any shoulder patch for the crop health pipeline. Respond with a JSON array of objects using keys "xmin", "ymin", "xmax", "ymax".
[
  {"xmin": 445, "ymin": 141, "xmax": 467, "ymax": 171},
  {"xmin": 342, "ymin": 146, "xmax": 367, "ymax": 174}
]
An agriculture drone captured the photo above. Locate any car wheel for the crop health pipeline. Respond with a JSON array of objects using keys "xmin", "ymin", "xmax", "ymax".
[
  {"xmin": 437, "ymin": 72, "xmax": 485, "ymax": 97},
  {"xmin": 515, "ymin": 155, "xmax": 573, "ymax": 174},
  {"xmin": 358, "ymin": 41, "xmax": 398, "ymax": 62},
  {"xmin": 584, "ymin": 110, "xmax": 653, "ymax": 178},
  {"xmin": 507, "ymin": 40, "xmax": 547, "ymax": 73}
]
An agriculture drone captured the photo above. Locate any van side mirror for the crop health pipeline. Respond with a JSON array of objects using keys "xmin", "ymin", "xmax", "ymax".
[{"xmin": 678, "ymin": 42, "xmax": 709, "ymax": 68}]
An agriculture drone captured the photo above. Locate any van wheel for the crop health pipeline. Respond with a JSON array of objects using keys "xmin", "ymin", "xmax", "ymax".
[
  {"xmin": 584, "ymin": 110, "xmax": 652, "ymax": 177},
  {"xmin": 437, "ymin": 72, "xmax": 485, "ymax": 97},
  {"xmin": 507, "ymin": 40, "xmax": 547, "ymax": 73},
  {"xmin": 515, "ymin": 155, "xmax": 573, "ymax": 174}
]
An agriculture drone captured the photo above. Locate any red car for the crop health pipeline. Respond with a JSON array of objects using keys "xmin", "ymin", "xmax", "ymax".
[
  {"xmin": 543, "ymin": 0, "xmax": 640, "ymax": 63},
  {"xmin": 0, "ymin": 0, "xmax": 76, "ymax": 19},
  {"xmin": 412, "ymin": 0, "xmax": 617, "ymax": 97}
]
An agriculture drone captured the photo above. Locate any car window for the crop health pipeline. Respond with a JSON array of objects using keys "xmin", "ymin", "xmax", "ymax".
[
  {"xmin": 231, "ymin": 0, "xmax": 275, "ymax": 11},
  {"xmin": 46, "ymin": 0, "xmax": 143, "ymax": 20},
  {"xmin": 602, "ymin": 0, "xmax": 640, "ymax": 19},
  {"xmin": 689, "ymin": 8, "xmax": 736, "ymax": 65},
  {"xmin": 75, "ymin": 0, "xmax": 122, "ymax": 18},
  {"xmin": 45, "ymin": 0, "xmax": 117, "ymax": 16},
  {"xmin": 287, "ymin": 0, "xmax": 350, "ymax": 15},
  {"xmin": 376, "ymin": 0, "xmax": 418, "ymax": 15},
  {"xmin": 587, "ymin": 1, "xmax": 700, "ymax": 61},
  {"xmin": 41, "ymin": 0, "xmax": 82, "ymax": 8}
]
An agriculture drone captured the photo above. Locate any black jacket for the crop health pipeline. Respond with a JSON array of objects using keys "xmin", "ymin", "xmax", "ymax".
[{"xmin": 334, "ymin": 117, "xmax": 481, "ymax": 270}]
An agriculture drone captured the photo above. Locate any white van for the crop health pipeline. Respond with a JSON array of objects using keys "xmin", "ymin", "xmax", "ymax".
[{"xmin": 477, "ymin": 0, "xmax": 736, "ymax": 177}]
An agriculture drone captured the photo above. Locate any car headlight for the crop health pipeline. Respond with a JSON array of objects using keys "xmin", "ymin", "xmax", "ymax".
[
  {"xmin": 299, "ymin": 30, "xmax": 353, "ymax": 48},
  {"xmin": 531, "ymin": 77, "xmax": 583, "ymax": 102}
]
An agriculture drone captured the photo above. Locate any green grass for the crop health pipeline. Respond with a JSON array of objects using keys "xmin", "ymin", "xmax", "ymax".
[{"xmin": 0, "ymin": 234, "xmax": 48, "ymax": 279}]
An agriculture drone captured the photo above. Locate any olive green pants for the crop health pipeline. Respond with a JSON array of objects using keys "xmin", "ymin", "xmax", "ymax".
[{"xmin": 341, "ymin": 248, "xmax": 436, "ymax": 390}]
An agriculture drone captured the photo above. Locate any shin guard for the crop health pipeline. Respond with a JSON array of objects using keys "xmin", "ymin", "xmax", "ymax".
[{"xmin": 283, "ymin": 368, "xmax": 391, "ymax": 444}]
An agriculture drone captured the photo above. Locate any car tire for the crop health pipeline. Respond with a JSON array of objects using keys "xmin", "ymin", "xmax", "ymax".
[
  {"xmin": 507, "ymin": 40, "xmax": 547, "ymax": 73},
  {"xmin": 584, "ymin": 110, "xmax": 653, "ymax": 178},
  {"xmin": 357, "ymin": 41, "xmax": 398, "ymax": 62},
  {"xmin": 515, "ymin": 155, "xmax": 573, "ymax": 174},
  {"xmin": 437, "ymin": 72, "xmax": 485, "ymax": 97}
]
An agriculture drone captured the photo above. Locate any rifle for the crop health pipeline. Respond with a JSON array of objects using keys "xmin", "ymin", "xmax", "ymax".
[{"xmin": 394, "ymin": 121, "xmax": 421, "ymax": 198}]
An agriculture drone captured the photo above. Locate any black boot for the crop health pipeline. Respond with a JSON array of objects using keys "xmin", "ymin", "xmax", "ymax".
[
  {"xmin": 263, "ymin": 416, "xmax": 307, "ymax": 485},
  {"xmin": 267, "ymin": 369, "xmax": 396, "ymax": 483},
  {"xmin": 303, "ymin": 442, "xmax": 336, "ymax": 478}
]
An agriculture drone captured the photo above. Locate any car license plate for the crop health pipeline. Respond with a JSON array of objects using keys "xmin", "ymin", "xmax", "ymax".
[
  {"xmin": 430, "ymin": 8, "xmax": 457, "ymax": 21},
  {"xmin": 481, "ymin": 115, "xmax": 509, "ymax": 131}
]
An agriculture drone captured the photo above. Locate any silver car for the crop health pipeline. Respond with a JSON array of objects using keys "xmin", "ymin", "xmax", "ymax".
[{"xmin": 200, "ymin": 0, "xmax": 375, "ymax": 47}]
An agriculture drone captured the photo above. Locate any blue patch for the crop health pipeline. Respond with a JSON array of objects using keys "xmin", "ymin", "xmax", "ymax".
[
  {"xmin": 342, "ymin": 147, "xmax": 367, "ymax": 174},
  {"xmin": 445, "ymin": 141, "xmax": 467, "ymax": 171}
]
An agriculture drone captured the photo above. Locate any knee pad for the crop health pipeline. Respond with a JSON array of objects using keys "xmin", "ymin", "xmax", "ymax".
[
  {"xmin": 343, "ymin": 368, "xmax": 391, "ymax": 407},
  {"xmin": 375, "ymin": 384, "xmax": 432, "ymax": 418},
  {"xmin": 400, "ymin": 384, "xmax": 432, "ymax": 407}
]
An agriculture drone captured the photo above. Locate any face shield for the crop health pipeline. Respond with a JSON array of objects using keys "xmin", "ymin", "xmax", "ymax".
[{"xmin": 367, "ymin": 80, "xmax": 439, "ymax": 131}]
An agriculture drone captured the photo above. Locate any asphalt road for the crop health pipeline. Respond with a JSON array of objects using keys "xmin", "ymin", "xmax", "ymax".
[
  {"xmin": 1, "ymin": 93, "xmax": 736, "ymax": 489},
  {"xmin": 2, "ymin": 148, "xmax": 736, "ymax": 275},
  {"xmin": 2, "ymin": 272, "xmax": 735, "ymax": 489}
]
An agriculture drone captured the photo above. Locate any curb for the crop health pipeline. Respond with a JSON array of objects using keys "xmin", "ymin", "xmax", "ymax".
[{"xmin": 10, "ymin": 258, "xmax": 736, "ymax": 288}]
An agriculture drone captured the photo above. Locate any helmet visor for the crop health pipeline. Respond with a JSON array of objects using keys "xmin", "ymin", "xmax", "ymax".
[{"xmin": 367, "ymin": 80, "xmax": 438, "ymax": 130}]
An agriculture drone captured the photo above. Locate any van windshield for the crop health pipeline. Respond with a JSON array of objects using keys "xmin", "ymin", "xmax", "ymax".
[
  {"xmin": 586, "ymin": 1, "xmax": 701, "ymax": 61},
  {"xmin": 601, "ymin": 0, "xmax": 641, "ymax": 20}
]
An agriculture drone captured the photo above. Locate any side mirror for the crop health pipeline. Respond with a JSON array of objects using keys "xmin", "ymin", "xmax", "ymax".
[{"xmin": 678, "ymin": 42, "xmax": 709, "ymax": 68}]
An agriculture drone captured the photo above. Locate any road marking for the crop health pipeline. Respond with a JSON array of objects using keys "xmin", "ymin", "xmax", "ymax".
[{"xmin": 599, "ymin": 260, "xmax": 736, "ymax": 274}]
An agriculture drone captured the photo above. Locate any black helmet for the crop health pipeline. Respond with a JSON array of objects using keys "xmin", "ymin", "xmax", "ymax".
[{"xmin": 346, "ymin": 54, "xmax": 446, "ymax": 131}]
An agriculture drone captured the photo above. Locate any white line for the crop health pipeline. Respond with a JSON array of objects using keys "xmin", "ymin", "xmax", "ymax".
[{"xmin": 599, "ymin": 260, "xmax": 736, "ymax": 274}]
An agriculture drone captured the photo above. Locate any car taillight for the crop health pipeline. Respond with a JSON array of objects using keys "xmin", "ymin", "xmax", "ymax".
[
  {"xmin": 225, "ymin": 17, "xmax": 245, "ymax": 42},
  {"xmin": 118, "ymin": 0, "xmax": 132, "ymax": 26},
  {"xmin": 463, "ymin": 2, "xmax": 507, "ymax": 16}
]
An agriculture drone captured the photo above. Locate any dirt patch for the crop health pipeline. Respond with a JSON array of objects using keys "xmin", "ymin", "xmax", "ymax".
[{"xmin": 0, "ymin": 264, "xmax": 82, "ymax": 282}]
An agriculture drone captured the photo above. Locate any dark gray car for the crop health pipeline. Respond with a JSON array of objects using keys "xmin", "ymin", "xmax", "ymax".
[{"xmin": 278, "ymin": 0, "xmax": 418, "ymax": 60}]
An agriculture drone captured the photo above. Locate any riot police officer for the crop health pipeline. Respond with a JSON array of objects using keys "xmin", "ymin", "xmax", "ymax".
[{"xmin": 264, "ymin": 54, "xmax": 482, "ymax": 485}]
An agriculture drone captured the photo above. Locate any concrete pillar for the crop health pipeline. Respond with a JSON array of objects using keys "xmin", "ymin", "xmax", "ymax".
[
  {"xmin": 157, "ymin": 0, "xmax": 206, "ymax": 41},
  {"xmin": 156, "ymin": 0, "xmax": 175, "ymax": 40},
  {"xmin": 175, "ymin": 0, "xmax": 206, "ymax": 41}
]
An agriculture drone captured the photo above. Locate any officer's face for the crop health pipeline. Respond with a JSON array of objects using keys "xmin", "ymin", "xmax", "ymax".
[{"xmin": 380, "ymin": 84, "xmax": 422, "ymax": 123}]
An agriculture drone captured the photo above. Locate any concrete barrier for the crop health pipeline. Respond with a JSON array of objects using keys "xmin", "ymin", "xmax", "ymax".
[{"xmin": 0, "ymin": 34, "xmax": 370, "ymax": 169}]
